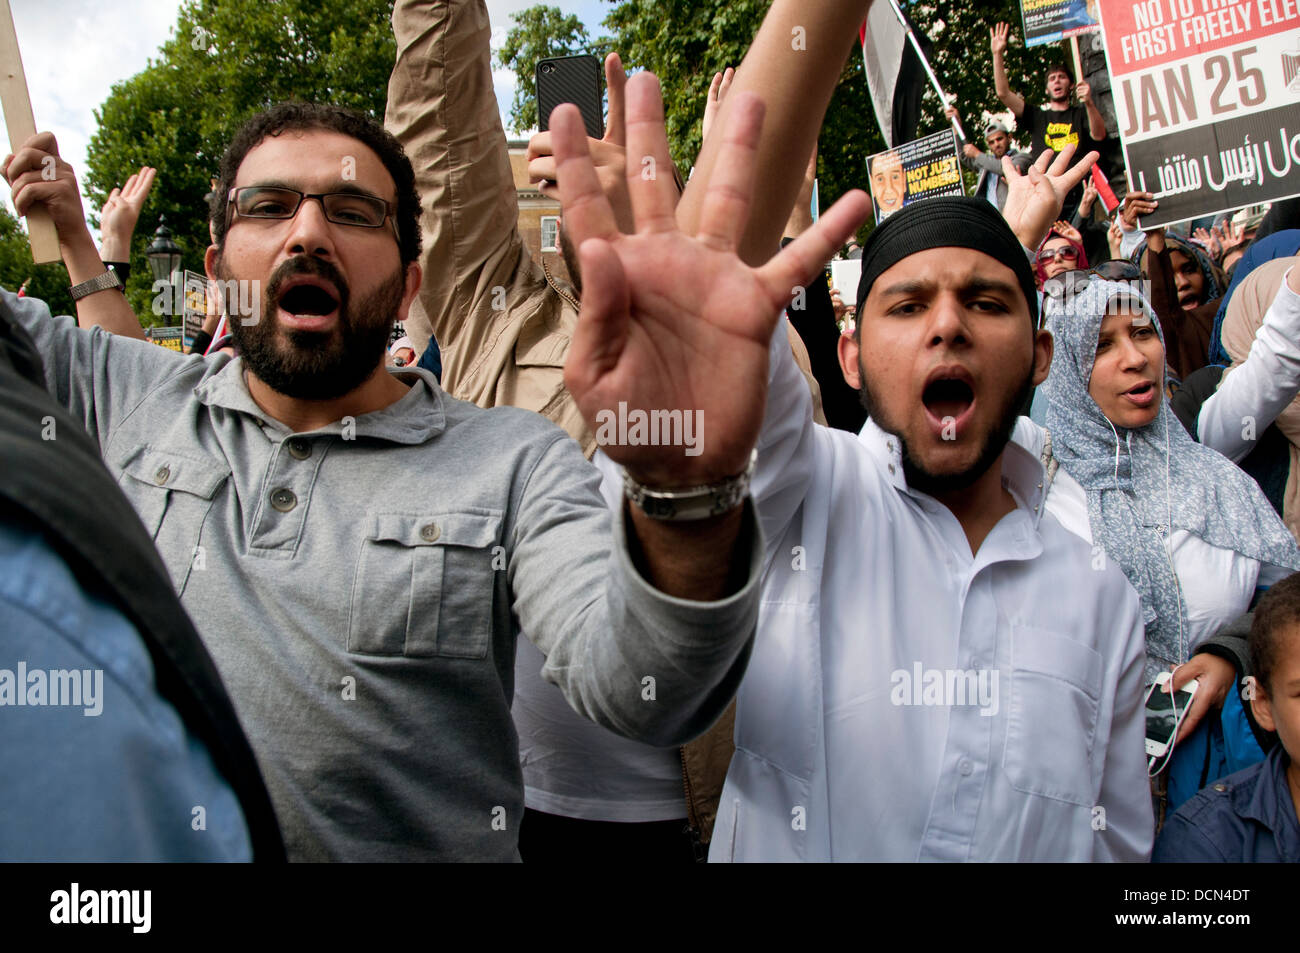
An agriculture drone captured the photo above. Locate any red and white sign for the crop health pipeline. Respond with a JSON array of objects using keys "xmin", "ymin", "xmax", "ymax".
[{"xmin": 1098, "ymin": 0, "xmax": 1300, "ymax": 226}]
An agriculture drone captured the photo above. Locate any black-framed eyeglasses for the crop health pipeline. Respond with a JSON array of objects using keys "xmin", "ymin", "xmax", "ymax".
[{"xmin": 226, "ymin": 186, "xmax": 397, "ymax": 239}]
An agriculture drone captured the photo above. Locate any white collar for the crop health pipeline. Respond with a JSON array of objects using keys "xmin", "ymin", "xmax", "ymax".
[{"xmin": 857, "ymin": 418, "xmax": 1049, "ymax": 527}]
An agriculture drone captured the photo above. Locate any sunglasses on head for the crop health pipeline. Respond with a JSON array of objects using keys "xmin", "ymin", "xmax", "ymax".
[{"xmin": 1044, "ymin": 261, "xmax": 1143, "ymax": 298}]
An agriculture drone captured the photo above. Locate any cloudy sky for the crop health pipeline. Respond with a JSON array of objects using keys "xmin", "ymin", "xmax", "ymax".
[{"xmin": 3, "ymin": 0, "xmax": 610, "ymax": 225}]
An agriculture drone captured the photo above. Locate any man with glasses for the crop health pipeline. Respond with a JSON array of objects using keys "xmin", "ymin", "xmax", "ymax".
[{"xmin": 2, "ymin": 99, "xmax": 860, "ymax": 860}]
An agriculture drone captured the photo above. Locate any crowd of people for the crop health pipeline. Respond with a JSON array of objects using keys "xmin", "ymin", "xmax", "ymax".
[{"xmin": 2, "ymin": 0, "xmax": 1299, "ymax": 864}]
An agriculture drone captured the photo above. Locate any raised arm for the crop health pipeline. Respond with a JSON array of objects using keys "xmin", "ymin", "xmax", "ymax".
[
  {"xmin": 1198, "ymin": 265, "xmax": 1300, "ymax": 462},
  {"xmin": 3, "ymin": 135, "xmax": 146, "ymax": 340},
  {"xmin": 1141, "ymin": 229, "xmax": 1196, "ymax": 379},
  {"xmin": 676, "ymin": 0, "xmax": 867, "ymax": 267},
  {"xmin": 383, "ymin": 0, "xmax": 525, "ymax": 365},
  {"xmin": 991, "ymin": 22, "xmax": 1026, "ymax": 117},
  {"xmin": 1077, "ymin": 80, "xmax": 1107, "ymax": 142},
  {"xmin": 551, "ymin": 77, "xmax": 869, "ymax": 590}
]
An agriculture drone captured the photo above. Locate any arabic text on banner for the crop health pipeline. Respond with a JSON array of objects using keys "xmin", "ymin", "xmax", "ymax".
[{"xmin": 1097, "ymin": 0, "xmax": 1300, "ymax": 228}]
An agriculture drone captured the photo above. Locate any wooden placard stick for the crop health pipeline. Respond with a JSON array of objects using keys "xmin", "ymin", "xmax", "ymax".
[
  {"xmin": 1069, "ymin": 36, "xmax": 1084, "ymax": 94},
  {"xmin": 0, "ymin": 0, "xmax": 61, "ymax": 263}
]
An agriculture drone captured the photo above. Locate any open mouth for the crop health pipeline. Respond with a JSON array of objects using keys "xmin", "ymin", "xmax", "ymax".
[
  {"xmin": 279, "ymin": 283, "xmax": 339, "ymax": 316},
  {"xmin": 922, "ymin": 370, "xmax": 977, "ymax": 437},
  {"xmin": 274, "ymin": 276, "xmax": 342, "ymax": 332},
  {"xmin": 1124, "ymin": 380, "xmax": 1157, "ymax": 406},
  {"xmin": 924, "ymin": 377, "xmax": 974, "ymax": 418}
]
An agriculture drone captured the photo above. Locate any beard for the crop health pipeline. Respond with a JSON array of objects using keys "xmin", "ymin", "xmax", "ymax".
[
  {"xmin": 219, "ymin": 253, "xmax": 404, "ymax": 401},
  {"xmin": 858, "ymin": 353, "xmax": 1032, "ymax": 498}
]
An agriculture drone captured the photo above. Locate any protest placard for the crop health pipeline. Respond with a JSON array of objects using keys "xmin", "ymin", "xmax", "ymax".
[
  {"xmin": 866, "ymin": 130, "xmax": 965, "ymax": 224},
  {"xmin": 146, "ymin": 326, "xmax": 185, "ymax": 352},
  {"xmin": 830, "ymin": 260, "xmax": 862, "ymax": 305},
  {"xmin": 1098, "ymin": 0, "xmax": 1300, "ymax": 228},
  {"xmin": 182, "ymin": 271, "xmax": 207, "ymax": 350},
  {"xmin": 1020, "ymin": 0, "xmax": 1103, "ymax": 47}
]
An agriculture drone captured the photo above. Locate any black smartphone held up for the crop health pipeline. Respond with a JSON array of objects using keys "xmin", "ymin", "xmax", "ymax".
[{"xmin": 536, "ymin": 54, "xmax": 603, "ymax": 139}]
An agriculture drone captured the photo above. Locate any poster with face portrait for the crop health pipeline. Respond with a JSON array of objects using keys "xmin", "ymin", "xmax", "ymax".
[
  {"xmin": 866, "ymin": 130, "xmax": 966, "ymax": 224},
  {"xmin": 1021, "ymin": 0, "xmax": 1102, "ymax": 47},
  {"xmin": 1097, "ymin": 0, "xmax": 1300, "ymax": 228}
]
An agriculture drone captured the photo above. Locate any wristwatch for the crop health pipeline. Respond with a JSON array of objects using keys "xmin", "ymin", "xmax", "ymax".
[
  {"xmin": 69, "ymin": 270, "xmax": 123, "ymax": 301},
  {"xmin": 622, "ymin": 450, "xmax": 757, "ymax": 521}
]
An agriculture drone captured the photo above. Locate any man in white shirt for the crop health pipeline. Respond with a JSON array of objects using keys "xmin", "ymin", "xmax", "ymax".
[
  {"xmin": 707, "ymin": 185, "xmax": 1153, "ymax": 862},
  {"xmin": 665, "ymin": 0, "xmax": 1151, "ymax": 862}
]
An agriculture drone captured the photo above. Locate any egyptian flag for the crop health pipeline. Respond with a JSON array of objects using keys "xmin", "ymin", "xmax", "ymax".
[
  {"xmin": 859, "ymin": 1, "xmax": 933, "ymax": 147},
  {"xmin": 1091, "ymin": 164, "xmax": 1121, "ymax": 215}
]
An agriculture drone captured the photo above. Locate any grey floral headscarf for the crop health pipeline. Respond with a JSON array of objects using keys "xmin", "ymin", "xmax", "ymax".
[{"xmin": 1041, "ymin": 278, "xmax": 1300, "ymax": 681}]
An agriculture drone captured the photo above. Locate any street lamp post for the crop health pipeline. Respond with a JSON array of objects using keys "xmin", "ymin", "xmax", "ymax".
[{"xmin": 146, "ymin": 217, "xmax": 183, "ymax": 321}]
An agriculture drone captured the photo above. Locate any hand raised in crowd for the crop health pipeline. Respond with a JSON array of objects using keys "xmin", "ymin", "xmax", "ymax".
[
  {"xmin": 1076, "ymin": 81, "xmax": 1093, "ymax": 105},
  {"xmin": 1192, "ymin": 226, "xmax": 1220, "ymax": 259},
  {"xmin": 1170, "ymin": 653, "xmax": 1237, "ymax": 745},
  {"xmin": 98, "ymin": 166, "xmax": 156, "ymax": 262},
  {"xmin": 1107, "ymin": 219, "xmax": 1124, "ymax": 258},
  {"xmin": 529, "ymin": 52, "xmax": 633, "ymax": 234},
  {"xmin": 1000, "ymin": 143, "xmax": 1099, "ymax": 251},
  {"xmin": 1079, "ymin": 180, "xmax": 1099, "ymax": 217},
  {"xmin": 3, "ymin": 132, "xmax": 145, "ymax": 338},
  {"xmin": 990, "ymin": 21, "xmax": 1010, "ymax": 55},
  {"xmin": 1120, "ymin": 189, "xmax": 1158, "ymax": 231},
  {"xmin": 702, "ymin": 67, "xmax": 735, "ymax": 144},
  {"xmin": 3, "ymin": 132, "xmax": 93, "ymax": 253},
  {"xmin": 550, "ymin": 73, "xmax": 870, "ymax": 487},
  {"xmin": 1220, "ymin": 219, "xmax": 1247, "ymax": 251},
  {"xmin": 1052, "ymin": 220, "xmax": 1083, "ymax": 246}
]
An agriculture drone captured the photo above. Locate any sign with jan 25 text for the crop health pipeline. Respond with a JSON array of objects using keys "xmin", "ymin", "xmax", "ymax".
[{"xmin": 1098, "ymin": 0, "xmax": 1300, "ymax": 227}]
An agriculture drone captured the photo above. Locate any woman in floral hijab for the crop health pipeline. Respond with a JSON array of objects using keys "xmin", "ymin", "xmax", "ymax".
[{"xmin": 1029, "ymin": 277, "xmax": 1300, "ymax": 741}]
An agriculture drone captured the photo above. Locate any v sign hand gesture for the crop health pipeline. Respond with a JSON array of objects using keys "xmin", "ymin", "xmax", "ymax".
[{"xmin": 553, "ymin": 73, "xmax": 870, "ymax": 489}]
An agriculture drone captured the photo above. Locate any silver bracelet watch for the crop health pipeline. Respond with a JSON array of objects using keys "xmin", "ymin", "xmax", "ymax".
[
  {"xmin": 622, "ymin": 449, "xmax": 757, "ymax": 521},
  {"xmin": 69, "ymin": 270, "xmax": 123, "ymax": 301}
]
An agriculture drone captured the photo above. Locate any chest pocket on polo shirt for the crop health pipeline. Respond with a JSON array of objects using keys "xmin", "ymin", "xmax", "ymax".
[
  {"xmin": 1003, "ymin": 624, "xmax": 1103, "ymax": 807},
  {"xmin": 117, "ymin": 445, "xmax": 231, "ymax": 589},
  {"xmin": 347, "ymin": 510, "xmax": 502, "ymax": 659}
]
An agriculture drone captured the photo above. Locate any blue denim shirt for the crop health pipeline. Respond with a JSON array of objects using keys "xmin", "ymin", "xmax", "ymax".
[
  {"xmin": 0, "ymin": 522, "xmax": 252, "ymax": 861},
  {"xmin": 1153, "ymin": 743, "xmax": 1300, "ymax": 862}
]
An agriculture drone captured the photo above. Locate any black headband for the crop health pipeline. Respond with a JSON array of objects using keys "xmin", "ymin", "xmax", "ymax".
[{"xmin": 855, "ymin": 197, "xmax": 1039, "ymax": 327}]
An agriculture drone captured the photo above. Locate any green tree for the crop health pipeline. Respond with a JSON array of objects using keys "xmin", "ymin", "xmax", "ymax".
[
  {"xmin": 496, "ymin": 5, "xmax": 607, "ymax": 134},
  {"xmin": 82, "ymin": 0, "xmax": 397, "ymax": 321},
  {"xmin": 599, "ymin": 0, "xmax": 1067, "ymax": 240},
  {"xmin": 0, "ymin": 206, "xmax": 74, "ymax": 315}
]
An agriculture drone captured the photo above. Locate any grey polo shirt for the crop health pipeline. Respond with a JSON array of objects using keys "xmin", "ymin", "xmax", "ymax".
[{"xmin": 5, "ymin": 290, "xmax": 761, "ymax": 861}]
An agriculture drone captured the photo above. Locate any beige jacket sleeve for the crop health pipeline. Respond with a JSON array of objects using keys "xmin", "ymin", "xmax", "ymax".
[{"xmin": 385, "ymin": 0, "xmax": 593, "ymax": 453}]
